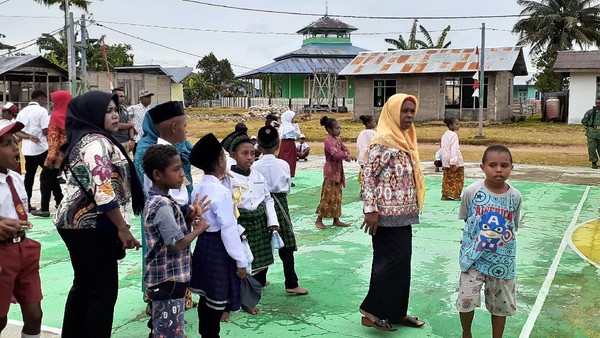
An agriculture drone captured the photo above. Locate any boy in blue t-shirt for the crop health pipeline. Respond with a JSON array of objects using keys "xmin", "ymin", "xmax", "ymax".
[{"xmin": 456, "ymin": 145, "xmax": 522, "ymax": 338}]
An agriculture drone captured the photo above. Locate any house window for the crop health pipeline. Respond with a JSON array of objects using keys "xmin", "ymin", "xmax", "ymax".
[
  {"xmin": 373, "ymin": 79, "xmax": 396, "ymax": 107},
  {"xmin": 445, "ymin": 78, "xmax": 461, "ymax": 108},
  {"xmin": 596, "ymin": 77, "xmax": 600, "ymax": 98},
  {"xmin": 336, "ymin": 79, "xmax": 348, "ymax": 98},
  {"xmin": 461, "ymin": 77, "xmax": 488, "ymax": 108}
]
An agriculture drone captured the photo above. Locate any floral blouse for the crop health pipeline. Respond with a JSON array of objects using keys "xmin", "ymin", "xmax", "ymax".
[
  {"xmin": 323, "ymin": 135, "xmax": 352, "ymax": 187},
  {"xmin": 45, "ymin": 124, "xmax": 67, "ymax": 168},
  {"xmin": 360, "ymin": 143, "xmax": 419, "ymax": 226},
  {"xmin": 53, "ymin": 133, "xmax": 132, "ymax": 230}
]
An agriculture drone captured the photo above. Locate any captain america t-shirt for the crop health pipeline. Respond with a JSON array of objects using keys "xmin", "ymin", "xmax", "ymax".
[{"xmin": 458, "ymin": 180, "xmax": 522, "ymax": 280}]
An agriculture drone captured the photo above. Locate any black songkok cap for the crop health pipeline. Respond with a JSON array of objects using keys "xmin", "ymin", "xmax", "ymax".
[
  {"xmin": 257, "ymin": 125, "xmax": 279, "ymax": 149},
  {"xmin": 190, "ymin": 133, "xmax": 222, "ymax": 171},
  {"xmin": 265, "ymin": 113, "xmax": 278, "ymax": 122},
  {"xmin": 225, "ymin": 131, "xmax": 251, "ymax": 152},
  {"xmin": 147, "ymin": 101, "xmax": 184, "ymax": 124}
]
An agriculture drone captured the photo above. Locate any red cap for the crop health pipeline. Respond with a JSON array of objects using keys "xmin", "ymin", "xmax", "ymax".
[
  {"xmin": 0, "ymin": 122, "xmax": 24, "ymax": 137},
  {"xmin": 1, "ymin": 102, "xmax": 18, "ymax": 114}
]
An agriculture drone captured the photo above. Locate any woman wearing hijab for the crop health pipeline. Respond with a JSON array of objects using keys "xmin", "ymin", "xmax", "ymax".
[
  {"xmin": 278, "ymin": 110, "xmax": 301, "ymax": 181},
  {"xmin": 358, "ymin": 94, "xmax": 426, "ymax": 332},
  {"xmin": 53, "ymin": 91, "xmax": 143, "ymax": 338}
]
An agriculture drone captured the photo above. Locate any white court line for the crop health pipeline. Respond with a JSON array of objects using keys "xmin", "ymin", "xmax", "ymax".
[
  {"xmin": 566, "ymin": 217, "xmax": 600, "ymax": 270},
  {"xmin": 7, "ymin": 319, "xmax": 62, "ymax": 335},
  {"xmin": 519, "ymin": 186, "xmax": 590, "ymax": 338}
]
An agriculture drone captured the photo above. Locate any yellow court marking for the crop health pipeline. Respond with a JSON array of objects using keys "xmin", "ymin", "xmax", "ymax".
[{"xmin": 571, "ymin": 218, "xmax": 600, "ymax": 268}]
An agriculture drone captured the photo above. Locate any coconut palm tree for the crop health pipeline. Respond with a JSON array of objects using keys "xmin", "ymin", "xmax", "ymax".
[
  {"xmin": 32, "ymin": 0, "xmax": 89, "ymax": 11},
  {"xmin": 513, "ymin": 0, "xmax": 600, "ymax": 55}
]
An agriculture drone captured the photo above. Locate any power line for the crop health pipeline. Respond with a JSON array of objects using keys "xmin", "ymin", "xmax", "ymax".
[
  {"xmin": 0, "ymin": 26, "xmax": 64, "ymax": 56},
  {"xmin": 93, "ymin": 22, "xmax": 254, "ymax": 70},
  {"xmin": 0, "ymin": 14, "xmax": 62, "ymax": 19},
  {"xmin": 95, "ymin": 19, "xmax": 488, "ymax": 36},
  {"xmin": 0, "ymin": 0, "xmax": 12, "ymax": 6},
  {"xmin": 181, "ymin": 0, "xmax": 524, "ymax": 20}
]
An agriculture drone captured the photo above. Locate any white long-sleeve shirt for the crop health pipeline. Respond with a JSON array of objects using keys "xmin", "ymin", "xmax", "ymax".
[
  {"xmin": 142, "ymin": 137, "xmax": 189, "ymax": 205},
  {"xmin": 252, "ymin": 154, "xmax": 291, "ymax": 194},
  {"xmin": 222, "ymin": 168, "xmax": 279, "ymax": 227},
  {"xmin": 192, "ymin": 175, "xmax": 248, "ymax": 268},
  {"xmin": 441, "ymin": 130, "xmax": 464, "ymax": 167}
]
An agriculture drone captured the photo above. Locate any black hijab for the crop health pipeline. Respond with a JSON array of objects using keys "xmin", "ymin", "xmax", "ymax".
[{"xmin": 60, "ymin": 91, "xmax": 145, "ymax": 215}]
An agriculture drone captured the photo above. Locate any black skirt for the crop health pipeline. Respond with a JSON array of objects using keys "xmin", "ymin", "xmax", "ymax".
[
  {"xmin": 189, "ymin": 231, "xmax": 240, "ymax": 311},
  {"xmin": 360, "ymin": 225, "xmax": 413, "ymax": 322}
]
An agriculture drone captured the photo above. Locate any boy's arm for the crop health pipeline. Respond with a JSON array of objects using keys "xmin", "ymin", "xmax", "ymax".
[
  {"xmin": 167, "ymin": 221, "xmax": 208, "ymax": 253},
  {"xmin": 153, "ymin": 204, "xmax": 208, "ymax": 253}
]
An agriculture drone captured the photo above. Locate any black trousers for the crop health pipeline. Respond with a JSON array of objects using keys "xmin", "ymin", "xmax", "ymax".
[
  {"xmin": 253, "ymin": 268, "xmax": 269, "ymax": 287},
  {"xmin": 24, "ymin": 151, "xmax": 63, "ymax": 211},
  {"xmin": 198, "ymin": 296, "xmax": 222, "ymax": 338},
  {"xmin": 278, "ymin": 247, "xmax": 299, "ymax": 289},
  {"xmin": 360, "ymin": 226, "xmax": 413, "ymax": 322},
  {"xmin": 58, "ymin": 229, "xmax": 119, "ymax": 338}
]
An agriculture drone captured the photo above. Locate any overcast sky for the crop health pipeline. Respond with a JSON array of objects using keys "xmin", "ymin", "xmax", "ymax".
[{"xmin": 0, "ymin": 0, "xmax": 532, "ymax": 75}]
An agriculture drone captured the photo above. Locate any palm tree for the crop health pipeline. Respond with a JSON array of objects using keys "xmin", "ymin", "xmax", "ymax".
[
  {"xmin": 419, "ymin": 24, "xmax": 452, "ymax": 49},
  {"xmin": 385, "ymin": 19, "xmax": 427, "ymax": 50},
  {"xmin": 32, "ymin": 0, "xmax": 89, "ymax": 11},
  {"xmin": 513, "ymin": 0, "xmax": 600, "ymax": 55}
]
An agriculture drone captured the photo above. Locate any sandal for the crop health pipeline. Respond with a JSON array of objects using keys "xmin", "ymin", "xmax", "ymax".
[
  {"xmin": 361, "ymin": 316, "xmax": 397, "ymax": 332},
  {"xmin": 396, "ymin": 315, "xmax": 425, "ymax": 328}
]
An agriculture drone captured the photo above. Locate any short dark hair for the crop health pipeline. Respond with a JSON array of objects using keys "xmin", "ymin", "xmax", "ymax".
[
  {"xmin": 443, "ymin": 116, "xmax": 458, "ymax": 127},
  {"xmin": 359, "ymin": 115, "xmax": 374, "ymax": 126},
  {"xmin": 320, "ymin": 116, "xmax": 337, "ymax": 131},
  {"xmin": 31, "ymin": 90, "xmax": 47, "ymax": 100},
  {"xmin": 235, "ymin": 122, "xmax": 248, "ymax": 133},
  {"xmin": 142, "ymin": 144, "xmax": 180, "ymax": 181},
  {"xmin": 482, "ymin": 145, "xmax": 513, "ymax": 164},
  {"xmin": 112, "ymin": 87, "xmax": 125, "ymax": 94}
]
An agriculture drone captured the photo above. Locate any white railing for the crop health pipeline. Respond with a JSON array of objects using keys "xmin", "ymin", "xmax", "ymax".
[{"xmin": 198, "ymin": 97, "xmax": 354, "ymax": 112}]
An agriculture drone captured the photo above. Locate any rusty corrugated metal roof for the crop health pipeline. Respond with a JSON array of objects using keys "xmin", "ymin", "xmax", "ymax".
[
  {"xmin": 236, "ymin": 57, "xmax": 353, "ymax": 78},
  {"xmin": 274, "ymin": 44, "xmax": 368, "ymax": 61},
  {"xmin": 296, "ymin": 15, "xmax": 358, "ymax": 34},
  {"xmin": 554, "ymin": 50, "xmax": 600, "ymax": 72},
  {"xmin": 338, "ymin": 47, "xmax": 527, "ymax": 76}
]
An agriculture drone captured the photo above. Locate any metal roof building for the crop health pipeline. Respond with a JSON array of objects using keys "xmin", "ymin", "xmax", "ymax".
[{"xmin": 340, "ymin": 46, "xmax": 528, "ymax": 122}]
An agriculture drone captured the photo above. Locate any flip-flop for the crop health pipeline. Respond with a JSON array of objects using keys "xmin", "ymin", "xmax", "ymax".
[
  {"xmin": 397, "ymin": 315, "xmax": 425, "ymax": 328},
  {"xmin": 361, "ymin": 316, "xmax": 397, "ymax": 332}
]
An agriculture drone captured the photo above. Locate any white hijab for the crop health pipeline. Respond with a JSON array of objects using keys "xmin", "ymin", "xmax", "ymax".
[{"xmin": 279, "ymin": 110, "xmax": 296, "ymax": 138}]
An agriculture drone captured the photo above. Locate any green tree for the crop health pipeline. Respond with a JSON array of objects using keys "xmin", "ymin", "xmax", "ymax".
[
  {"xmin": 37, "ymin": 33, "xmax": 134, "ymax": 71},
  {"xmin": 513, "ymin": 0, "xmax": 600, "ymax": 55},
  {"xmin": 419, "ymin": 24, "xmax": 452, "ymax": 49},
  {"xmin": 384, "ymin": 19, "xmax": 451, "ymax": 50},
  {"xmin": 513, "ymin": 0, "xmax": 600, "ymax": 92},
  {"xmin": 183, "ymin": 73, "xmax": 217, "ymax": 105},
  {"xmin": 196, "ymin": 52, "xmax": 235, "ymax": 86}
]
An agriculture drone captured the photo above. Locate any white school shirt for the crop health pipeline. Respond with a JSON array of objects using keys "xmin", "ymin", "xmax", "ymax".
[
  {"xmin": 295, "ymin": 141, "xmax": 310, "ymax": 153},
  {"xmin": 252, "ymin": 154, "xmax": 291, "ymax": 194},
  {"xmin": 0, "ymin": 170, "xmax": 29, "ymax": 219},
  {"xmin": 15, "ymin": 102, "xmax": 49, "ymax": 156},
  {"xmin": 142, "ymin": 138, "xmax": 189, "ymax": 206},
  {"xmin": 356, "ymin": 129, "xmax": 376, "ymax": 165},
  {"xmin": 191, "ymin": 175, "xmax": 248, "ymax": 268},
  {"xmin": 222, "ymin": 168, "xmax": 279, "ymax": 227}
]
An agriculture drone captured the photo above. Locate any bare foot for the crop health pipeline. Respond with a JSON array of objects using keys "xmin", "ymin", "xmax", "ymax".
[
  {"xmin": 286, "ymin": 286, "xmax": 309, "ymax": 295},
  {"xmin": 265, "ymin": 280, "xmax": 270, "ymax": 286},
  {"xmin": 220, "ymin": 311, "xmax": 230, "ymax": 322},
  {"xmin": 244, "ymin": 307, "xmax": 260, "ymax": 315},
  {"xmin": 315, "ymin": 220, "xmax": 327, "ymax": 229},
  {"xmin": 332, "ymin": 221, "xmax": 350, "ymax": 227}
]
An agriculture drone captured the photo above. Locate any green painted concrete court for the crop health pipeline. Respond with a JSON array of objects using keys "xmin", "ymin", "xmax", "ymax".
[{"xmin": 8, "ymin": 166, "xmax": 600, "ymax": 337}]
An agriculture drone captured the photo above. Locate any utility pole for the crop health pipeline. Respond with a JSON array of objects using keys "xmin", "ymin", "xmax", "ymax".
[
  {"xmin": 80, "ymin": 14, "xmax": 88, "ymax": 93},
  {"xmin": 476, "ymin": 22, "xmax": 486, "ymax": 139},
  {"xmin": 67, "ymin": 11, "xmax": 77, "ymax": 95}
]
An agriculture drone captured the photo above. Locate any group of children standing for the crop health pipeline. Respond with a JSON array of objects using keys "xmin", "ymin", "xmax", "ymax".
[{"xmin": 0, "ymin": 98, "xmax": 522, "ymax": 337}]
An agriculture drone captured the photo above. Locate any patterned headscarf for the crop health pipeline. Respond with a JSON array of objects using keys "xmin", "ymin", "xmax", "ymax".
[{"xmin": 371, "ymin": 93, "xmax": 425, "ymax": 209}]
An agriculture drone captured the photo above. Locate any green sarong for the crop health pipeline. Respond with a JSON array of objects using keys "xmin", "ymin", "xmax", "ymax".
[
  {"xmin": 271, "ymin": 192, "xmax": 297, "ymax": 251},
  {"xmin": 238, "ymin": 203, "xmax": 273, "ymax": 270}
]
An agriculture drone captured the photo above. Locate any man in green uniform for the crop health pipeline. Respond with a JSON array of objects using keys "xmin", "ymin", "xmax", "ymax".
[{"xmin": 581, "ymin": 97, "xmax": 600, "ymax": 169}]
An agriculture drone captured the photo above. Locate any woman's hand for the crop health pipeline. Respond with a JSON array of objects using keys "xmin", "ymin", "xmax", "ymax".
[
  {"xmin": 361, "ymin": 212, "xmax": 379, "ymax": 236},
  {"xmin": 451, "ymin": 165, "xmax": 459, "ymax": 171},
  {"xmin": 237, "ymin": 268, "xmax": 247, "ymax": 279},
  {"xmin": 118, "ymin": 228, "xmax": 141, "ymax": 250}
]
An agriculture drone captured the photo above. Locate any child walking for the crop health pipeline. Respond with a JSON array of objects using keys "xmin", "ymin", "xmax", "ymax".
[
  {"xmin": 315, "ymin": 116, "xmax": 355, "ymax": 229},
  {"xmin": 356, "ymin": 115, "xmax": 376, "ymax": 183},
  {"xmin": 142, "ymin": 144, "xmax": 209, "ymax": 338},
  {"xmin": 222, "ymin": 131, "xmax": 279, "ymax": 303},
  {"xmin": 0, "ymin": 122, "xmax": 43, "ymax": 338},
  {"xmin": 457, "ymin": 145, "xmax": 522, "ymax": 338},
  {"xmin": 252, "ymin": 125, "xmax": 309, "ymax": 295},
  {"xmin": 441, "ymin": 117, "xmax": 464, "ymax": 200},
  {"xmin": 189, "ymin": 133, "xmax": 249, "ymax": 337}
]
